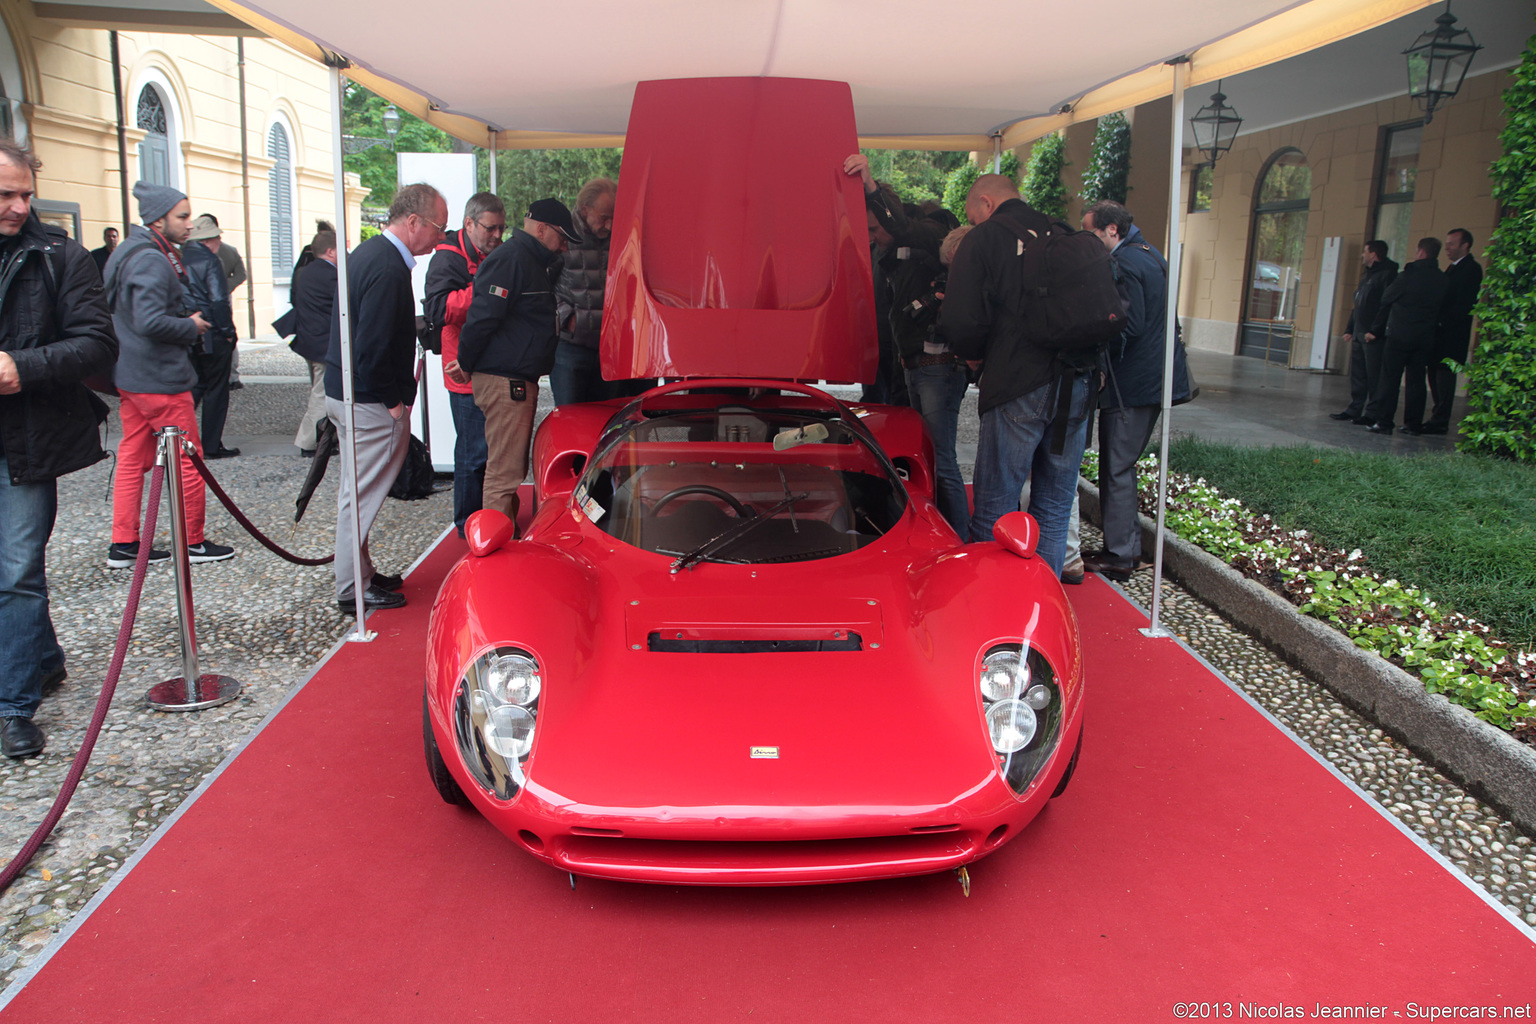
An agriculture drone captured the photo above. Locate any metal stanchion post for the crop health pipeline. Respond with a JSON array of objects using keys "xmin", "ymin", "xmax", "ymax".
[{"xmin": 146, "ymin": 426, "xmax": 242, "ymax": 712}]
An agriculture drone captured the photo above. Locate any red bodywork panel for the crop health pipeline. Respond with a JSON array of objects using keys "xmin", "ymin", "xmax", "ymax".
[{"xmin": 600, "ymin": 78, "xmax": 877, "ymax": 383}]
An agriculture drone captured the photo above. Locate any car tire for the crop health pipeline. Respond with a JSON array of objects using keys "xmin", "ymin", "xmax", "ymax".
[
  {"xmin": 1050, "ymin": 730, "xmax": 1082, "ymax": 799},
  {"xmin": 423, "ymin": 688, "xmax": 471, "ymax": 806}
]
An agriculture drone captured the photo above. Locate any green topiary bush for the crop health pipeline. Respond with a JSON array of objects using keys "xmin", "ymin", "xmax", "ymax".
[
  {"xmin": 1021, "ymin": 132, "xmax": 1070, "ymax": 219},
  {"xmin": 1080, "ymin": 112, "xmax": 1132, "ymax": 206},
  {"xmin": 1458, "ymin": 26, "xmax": 1536, "ymax": 463}
]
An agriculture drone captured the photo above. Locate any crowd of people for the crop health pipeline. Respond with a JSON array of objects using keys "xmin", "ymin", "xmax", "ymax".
[
  {"xmin": 1330, "ymin": 230, "xmax": 1482, "ymax": 437},
  {"xmin": 0, "ymin": 133, "xmax": 1481, "ymax": 762}
]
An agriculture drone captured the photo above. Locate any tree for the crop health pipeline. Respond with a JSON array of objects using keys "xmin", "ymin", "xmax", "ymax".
[
  {"xmin": 341, "ymin": 83, "xmax": 454, "ymax": 212},
  {"xmin": 860, "ymin": 149, "xmax": 970, "ymax": 207},
  {"xmin": 1021, "ymin": 132, "xmax": 1069, "ymax": 219},
  {"xmin": 1080, "ymin": 112, "xmax": 1131, "ymax": 206},
  {"xmin": 942, "ymin": 152, "xmax": 1020, "ymax": 222},
  {"xmin": 487, "ymin": 149, "xmax": 624, "ymax": 225},
  {"xmin": 1459, "ymin": 28, "xmax": 1536, "ymax": 462}
]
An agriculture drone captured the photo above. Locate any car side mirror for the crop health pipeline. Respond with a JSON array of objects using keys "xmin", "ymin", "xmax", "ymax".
[
  {"xmin": 465, "ymin": 509, "xmax": 515, "ymax": 557},
  {"xmin": 993, "ymin": 511, "xmax": 1038, "ymax": 559}
]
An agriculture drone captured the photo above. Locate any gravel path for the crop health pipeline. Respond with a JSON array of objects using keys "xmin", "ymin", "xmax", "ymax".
[{"xmin": 1, "ymin": 354, "xmax": 1529, "ymax": 989}]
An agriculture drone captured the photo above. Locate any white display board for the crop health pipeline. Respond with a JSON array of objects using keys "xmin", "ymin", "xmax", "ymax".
[
  {"xmin": 397, "ymin": 151, "xmax": 477, "ymax": 471},
  {"xmin": 1310, "ymin": 236, "xmax": 1342, "ymax": 371}
]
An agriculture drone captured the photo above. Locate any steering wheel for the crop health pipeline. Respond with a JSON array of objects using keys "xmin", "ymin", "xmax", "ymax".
[{"xmin": 648, "ymin": 484, "xmax": 752, "ymax": 518}]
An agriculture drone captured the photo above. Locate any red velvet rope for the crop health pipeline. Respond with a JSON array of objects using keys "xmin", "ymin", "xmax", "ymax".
[
  {"xmin": 185, "ymin": 448, "xmax": 334, "ymax": 566},
  {"xmin": 0, "ymin": 465, "xmax": 167, "ymax": 893}
]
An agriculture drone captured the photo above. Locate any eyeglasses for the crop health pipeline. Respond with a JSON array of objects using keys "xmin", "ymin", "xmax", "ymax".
[
  {"xmin": 472, "ymin": 219, "xmax": 506, "ymax": 236},
  {"xmin": 417, "ymin": 214, "xmax": 448, "ymax": 235}
]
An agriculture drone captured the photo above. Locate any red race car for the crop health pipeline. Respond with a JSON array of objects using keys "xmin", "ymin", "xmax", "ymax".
[{"xmin": 422, "ymin": 78, "xmax": 1083, "ymax": 885}]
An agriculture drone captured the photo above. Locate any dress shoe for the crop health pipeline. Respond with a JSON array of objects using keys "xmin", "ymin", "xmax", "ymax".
[
  {"xmin": 299, "ymin": 448, "xmax": 317, "ymax": 458},
  {"xmin": 1082, "ymin": 554, "xmax": 1132, "ymax": 582},
  {"xmin": 206, "ymin": 446, "xmax": 241, "ymax": 459},
  {"xmin": 1400, "ymin": 425, "xmax": 1422, "ymax": 436},
  {"xmin": 1328, "ymin": 410, "xmax": 1357, "ymax": 421},
  {"xmin": 1061, "ymin": 559, "xmax": 1085, "ymax": 586},
  {"xmin": 337, "ymin": 584, "xmax": 407, "ymax": 615},
  {"xmin": 371, "ymin": 571, "xmax": 404, "ymax": 592},
  {"xmin": 2, "ymin": 717, "xmax": 45, "ymax": 758},
  {"xmin": 1419, "ymin": 424, "xmax": 1449, "ymax": 435},
  {"xmin": 1351, "ymin": 416, "xmax": 1374, "ymax": 425},
  {"xmin": 1366, "ymin": 423, "xmax": 1394, "ymax": 435}
]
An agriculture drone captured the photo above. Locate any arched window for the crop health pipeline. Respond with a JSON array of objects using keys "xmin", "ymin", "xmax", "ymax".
[
  {"xmin": 137, "ymin": 85, "xmax": 171, "ymax": 186},
  {"xmin": 267, "ymin": 122, "xmax": 295, "ymax": 288},
  {"xmin": 1240, "ymin": 148, "xmax": 1311, "ymax": 362},
  {"xmin": 0, "ymin": 74, "xmax": 13, "ymax": 139}
]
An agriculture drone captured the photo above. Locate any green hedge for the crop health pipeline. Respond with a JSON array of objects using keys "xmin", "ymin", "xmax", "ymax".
[{"xmin": 1459, "ymin": 26, "xmax": 1536, "ymax": 462}]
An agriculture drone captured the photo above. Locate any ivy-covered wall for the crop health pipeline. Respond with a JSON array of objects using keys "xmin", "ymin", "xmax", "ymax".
[{"xmin": 1459, "ymin": 29, "xmax": 1536, "ymax": 462}]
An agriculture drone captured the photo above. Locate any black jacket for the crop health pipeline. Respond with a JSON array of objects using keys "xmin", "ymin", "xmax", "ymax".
[
  {"xmin": 939, "ymin": 198, "xmax": 1060, "ymax": 414},
  {"xmin": 0, "ymin": 211, "xmax": 117, "ymax": 484},
  {"xmin": 181, "ymin": 240, "xmax": 235, "ymax": 354},
  {"xmin": 866, "ymin": 189, "xmax": 949, "ymax": 365},
  {"xmin": 325, "ymin": 233, "xmax": 417, "ymax": 407},
  {"xmin": 457, "ymin": 229, "xmax": 562, "ymax": 381},
  {"xmin": 553, "ymin": 217, "xmax": 609, "ymax": 351},
  {"xmin": 1101, "ymin": 227, "xmax": 1191, "ymax": 410},
  {"xmin": 1344, "ymin": 256, "xmax": 1397, "ymax": 338},
  {"xmin": 1372, "ymin": 257, "xmax": 1447, "ymax": 349},
  {"xmin": 1433, "ymin": 256, "xmax": 1483, "ymax": 364},
  {"xmin": 289, "ymin": 257, "xmax": 336, "ymax": 363}
]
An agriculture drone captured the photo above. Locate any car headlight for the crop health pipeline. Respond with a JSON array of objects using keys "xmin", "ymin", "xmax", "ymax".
[
  {"xmin": 454, "ymin": 647, "xmax": 541, "ymax": 800},
  {"xmin": 977, "ymin": 644, "xmax": 1063, "ymax": 795}
]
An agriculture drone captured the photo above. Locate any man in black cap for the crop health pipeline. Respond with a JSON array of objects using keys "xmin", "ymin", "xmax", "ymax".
[{"xmin": 457, "ymin": 198, "xmax": 578, "ymax": 532}]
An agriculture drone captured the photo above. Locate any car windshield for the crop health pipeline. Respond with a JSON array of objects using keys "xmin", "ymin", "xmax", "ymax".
[{"xmin": 572, "ymin": 401, "xmax": 907, "ymax": 565}]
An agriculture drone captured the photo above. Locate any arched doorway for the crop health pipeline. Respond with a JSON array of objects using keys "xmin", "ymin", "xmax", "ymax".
[
  {"xmin": 267, "ymin": 120, "xmax": 295, "ymax": 307},
  {"xmin": 1240, "ymin": 148, "xmax": 1311, "ymax": 362},
  {"xmin": 137, "ymin": 84, "xmax": 171, "ymax": 187}
]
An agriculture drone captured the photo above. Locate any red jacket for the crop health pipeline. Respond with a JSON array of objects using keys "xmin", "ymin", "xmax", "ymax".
[{"xmin": 422, "ymin": 230, "xmax": 486, "ymax": 395}]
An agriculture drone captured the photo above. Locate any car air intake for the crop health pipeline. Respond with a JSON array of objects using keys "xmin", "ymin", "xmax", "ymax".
[{"xmin": 647, "ymin": 632, "xmax": 862, "ymax": 653}]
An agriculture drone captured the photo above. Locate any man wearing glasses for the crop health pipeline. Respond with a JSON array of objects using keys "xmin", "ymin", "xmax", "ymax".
[
  {"xmin": 458, "ymin": 198, "xmax": 580, "ymax": 534},
  {"xmin": 424, "ymin": 191, "xmax": 506, "ymax": 536},
  {"xmin": 324, "ymin": 182, "xmax": 447, "ymax": 613}
]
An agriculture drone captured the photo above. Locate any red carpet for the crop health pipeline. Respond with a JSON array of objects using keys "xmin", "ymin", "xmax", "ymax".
[{"xmin": 4, "ymin": 539, "xmax": 1534, "ymax": 1022}]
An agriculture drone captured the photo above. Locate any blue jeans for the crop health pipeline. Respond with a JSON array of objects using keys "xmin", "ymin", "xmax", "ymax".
[
  {"xmin": 968, "ymin": 375, "xmax": 1092, "ymax": 576},
  {"xmin": 0, "ymin": 456, "xmax": 62, "ymax": 720},
  {"xmin": 449, "ymin": 390, "xmax": 487, "ymax": 536},
  {"xmin": 904, "ymin": 361, "xmax": 970, "ymax": 538},
  {"xmin": 551, "ymin": 341, "xmax": 652, "ymax": 406}
]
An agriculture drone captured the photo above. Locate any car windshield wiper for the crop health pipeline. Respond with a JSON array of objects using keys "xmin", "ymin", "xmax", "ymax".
[{"xmin": 669, "ymin": 492, "xmax": 809, "ymax": 574}]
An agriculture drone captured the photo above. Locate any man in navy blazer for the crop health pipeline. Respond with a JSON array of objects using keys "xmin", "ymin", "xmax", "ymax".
[
  {"xmin": 325, "ymin": 183, "xmax": 447, "ymax": 613},
  {"xmin": 1423, "ymin": 228, "xmax": 1483, "ymax": 435}
]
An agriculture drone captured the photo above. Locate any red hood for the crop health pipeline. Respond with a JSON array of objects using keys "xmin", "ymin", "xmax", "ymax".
[{"xmin": 600, "ymin": 78, "xmax": 878, "ymax": 384}]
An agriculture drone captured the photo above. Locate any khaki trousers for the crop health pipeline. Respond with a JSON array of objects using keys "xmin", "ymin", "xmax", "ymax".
[{"xmin": 471, "ymin": 372, "xmax": 537, "ymax": 529}]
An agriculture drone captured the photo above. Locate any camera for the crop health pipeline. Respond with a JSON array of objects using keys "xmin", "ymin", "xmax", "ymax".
[{"xmin": 902, "ymin": 270, "xmax": 947, "ymax": 327}]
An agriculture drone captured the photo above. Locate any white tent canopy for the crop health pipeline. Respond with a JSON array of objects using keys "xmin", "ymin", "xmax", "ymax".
[{"xmin": 205, "ymin": 0, "xmax": 1448, "ymax": 149}]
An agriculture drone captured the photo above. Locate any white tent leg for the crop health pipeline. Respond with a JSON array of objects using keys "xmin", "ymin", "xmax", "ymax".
[
  {"xmin": 1141, "ymin": 57, "xmax": 1188, "ymax": 641},
  {"xmin": 329, "ymin": 63, "xmax": 372, "ymax": 638},
  {"xmin": 991, "ymin": 132, "xmax": 1003, "ymax": 173},
  {"xmin": 488, "ymin": 129, "xmax": 498, "ymax": 193}
]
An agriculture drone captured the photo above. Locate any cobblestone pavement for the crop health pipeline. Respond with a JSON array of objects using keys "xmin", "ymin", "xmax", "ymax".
[{"xmin": 1, "ymin": 355, "xmax": 1529, "ymax": 989}]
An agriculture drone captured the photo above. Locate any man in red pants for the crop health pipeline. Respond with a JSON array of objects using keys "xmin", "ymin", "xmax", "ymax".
[{"xmin": 102, "ymin": 181, "xmax": 236, "ymax": 567}]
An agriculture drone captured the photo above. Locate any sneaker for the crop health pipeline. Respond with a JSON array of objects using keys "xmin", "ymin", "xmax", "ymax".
[
  {"xmin": 107, "ymin": 541, "xmax": 170, "ymax": 569},
  {"xmin": 187, "ymin": 540, "xmax": 236, "ymax": 563},
  {"xmin": 1061, "ymin": 559, "xmax": 1085, "ymax": 585}
]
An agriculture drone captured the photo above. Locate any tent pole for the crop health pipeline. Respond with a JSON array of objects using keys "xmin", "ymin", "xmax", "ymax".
[
  {"xmin": 1142, "ymin": 57, "xmax": 1188, "ymax": 641},
  {"xmin": 329, "ymin": 64, "xmax": 371, "ymax": 636},
  {"xmin": 488, "ymin": 129, "xmax": 497, "ymax": 194},
  {"xmin": 990, "ymin": 132, "xmax": 1002, "ymax": 173}
]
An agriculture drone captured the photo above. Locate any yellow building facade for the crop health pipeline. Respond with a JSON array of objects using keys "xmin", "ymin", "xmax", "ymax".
[{"xmin": 0, "ymin": 0, "xmax": 364, "ymax": 332}]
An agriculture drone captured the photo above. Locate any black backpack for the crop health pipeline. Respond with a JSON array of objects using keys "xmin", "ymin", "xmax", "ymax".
[{"xmin": 997, "ymin": 216, "xmax": 1125, "ymax": 370}]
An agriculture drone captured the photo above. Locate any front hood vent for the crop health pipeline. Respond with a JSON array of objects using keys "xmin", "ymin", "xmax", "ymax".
[{"xmin": 647, "ymin": 631, "xmax": 862, "ymax": 653}]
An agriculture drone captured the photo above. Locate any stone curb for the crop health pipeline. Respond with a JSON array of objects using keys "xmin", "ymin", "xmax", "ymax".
[{"xmin": 1078, "ymin": 479, "xmax": 1536, "ymax": 835}]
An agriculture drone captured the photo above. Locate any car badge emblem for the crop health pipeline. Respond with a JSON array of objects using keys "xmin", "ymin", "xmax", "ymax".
[{"xmin": 750, "ymin": 746, "xmax": 779, "ymax": 759}]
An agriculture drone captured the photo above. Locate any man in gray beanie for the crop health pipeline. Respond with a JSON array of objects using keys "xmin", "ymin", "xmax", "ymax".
[{"xmin": 101, "ymin": 181, "xmax": 236, "ymax": 568}]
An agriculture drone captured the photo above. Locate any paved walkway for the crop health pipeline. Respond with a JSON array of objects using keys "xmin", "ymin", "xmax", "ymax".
[{"xmin": 1, "ymin": 343, "xmax": 1528, "ymax": 994}]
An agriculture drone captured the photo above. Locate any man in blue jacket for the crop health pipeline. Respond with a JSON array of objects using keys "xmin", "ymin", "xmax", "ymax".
[
  {"xmin": 458, "ymin": 198, "xmax": 579, "ymax": 532},
  {"xmin": 183, "ymin": 214, "xmax": 239, "ymax": 458},
  {"xmin": 0, "ymin": 140, "xmax": 117, "ymax": 757},
  {"xmin": 325, "ymin": 183, "xmax": 446, "ymax": 613},
  {"xmin": 1080, "ymin": 201, "xmax": 1191, "ymax": 582}
]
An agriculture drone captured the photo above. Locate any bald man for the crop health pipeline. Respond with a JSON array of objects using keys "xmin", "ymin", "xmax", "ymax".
[{"xmin": 938, "ymin": 174, "xmax": 1094, "ymax": 577}]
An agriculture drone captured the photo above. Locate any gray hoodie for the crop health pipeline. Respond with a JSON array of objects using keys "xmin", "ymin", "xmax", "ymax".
[{"xmin": 102, "ymin": 224, "xmax": 199, "ymax": 394}]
